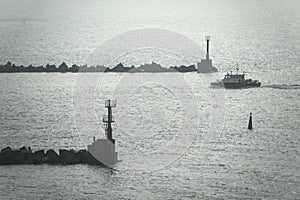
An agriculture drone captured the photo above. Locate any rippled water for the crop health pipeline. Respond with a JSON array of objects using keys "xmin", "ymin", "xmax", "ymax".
[
  {"xmin": 0, "ymin": 0, "xmax": 300, "ymax": 199},
  {"xmin": 0, "ymin": 72, "xmax": 299, "ymax": 199}
]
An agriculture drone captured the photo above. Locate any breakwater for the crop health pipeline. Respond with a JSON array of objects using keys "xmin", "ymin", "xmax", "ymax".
[
  {"xmin": 0, "ymin": 146, "xmax": 104, "ymax": 166},
  {"xmin": 0, "ymin": 61, "xmax": 197, "ymax": 73}
]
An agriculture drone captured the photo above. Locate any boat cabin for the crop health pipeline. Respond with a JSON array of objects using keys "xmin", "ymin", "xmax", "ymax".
[{"xmin": 223, "ymin": 73, "xmax": 245, "ymax": 83}]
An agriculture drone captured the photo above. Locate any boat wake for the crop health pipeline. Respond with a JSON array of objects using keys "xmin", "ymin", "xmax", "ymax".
[{"xmin": 262, "ymin": 84, "xmax": 300, "ymax": 90}]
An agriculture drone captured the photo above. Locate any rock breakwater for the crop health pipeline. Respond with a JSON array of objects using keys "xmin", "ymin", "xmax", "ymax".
[{"xmin": 0, "ymin": 146, "xmax": 103, "ymax": 166}]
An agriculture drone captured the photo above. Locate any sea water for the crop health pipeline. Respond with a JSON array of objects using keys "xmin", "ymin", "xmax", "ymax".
[{"xmin": 0, "ymin": 0, "xmax": 299, "ymax": 199}]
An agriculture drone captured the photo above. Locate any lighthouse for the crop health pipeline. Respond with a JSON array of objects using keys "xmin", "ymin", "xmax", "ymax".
[
  {"xmin": 197, "ymin": 36, "xmax": 218, "ymax": 73},
  {"xmin": 87, "ymin": 100, "xmax": 118, "ymax": 166},
  {"xmin": 104, "ymin": 99, "xmax": 115, "ymax": 143}
]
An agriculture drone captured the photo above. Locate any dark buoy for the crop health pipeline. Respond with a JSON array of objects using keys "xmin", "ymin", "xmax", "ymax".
[{"xmin": 248, "ymin": 112, "xmax": 253, "ymax": 130}]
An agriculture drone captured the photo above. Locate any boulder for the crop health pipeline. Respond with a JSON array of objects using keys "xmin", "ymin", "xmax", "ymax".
[
  {"xmin": 19, "ymin": 146, "xmax": 27, "ymax": 151},
  {"xmin": 0, "ymin": 147, "xmax": 14, "ymax": 164},
  {"xmin": 13, "ymin": 150, "xmax": 26, "ymax": 164},
  {"xmin": 1, "ymin": 150, "xmax": 25, "ymax": 164},
  {"xmin": 24, "ymin": 152, "xmax": 34, "ymax": 164},
  {"xmin": 1, "ymin": 146, "xmax": 12, "ymax": 154},
  {"xmin": 58, "ymin": 62, "xmax": 68, "ymax": 72},
  {"xmin": 59, "ymin": 149, "xmax": 80, "ymax": 164},
  {"xmin": 77, "ymin": 149, "xmax": 102, "ymax": 165},
  {"xmin": 33, "ymin": 150, "xmax": 45, "ymax": 164},
  {"xmin": 0, "ymin": 154, "xmax": 4, "ymax": 164},
  {"xmin": 19, "ymin": 146, "xmax": 32, "ymax": 153},
  {"xmin": 43, "ymin": 149, "xmax": 61, "ymax": 164}
]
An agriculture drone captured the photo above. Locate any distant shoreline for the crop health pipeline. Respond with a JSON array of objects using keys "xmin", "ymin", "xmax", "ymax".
[{"xmin": 0, "ymin": 61, "xmax": 197, "ymax": 73}]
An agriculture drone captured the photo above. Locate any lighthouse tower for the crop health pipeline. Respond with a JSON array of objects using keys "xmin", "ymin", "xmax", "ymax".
[
  {"xmin": 197, "ymin": 36, "xmax": 218, "ymax": 73},
  {"xmin": 103, "ymin": 99, "xmax": 115, "ymax": 143},
  {"xmin": 87, "ymin": 100, "xmax": 118, "ymax": 166}
]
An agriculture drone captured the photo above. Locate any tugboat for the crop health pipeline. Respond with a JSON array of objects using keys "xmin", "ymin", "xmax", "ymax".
[{"xmin": 211, "ymin": 67, "xmax": 261, "ymax": 88}]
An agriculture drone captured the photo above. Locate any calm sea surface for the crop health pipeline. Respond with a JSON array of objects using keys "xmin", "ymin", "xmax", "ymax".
[{"xmin": 0, "ymin": 0, "xmax": 299, "ymax": 199}]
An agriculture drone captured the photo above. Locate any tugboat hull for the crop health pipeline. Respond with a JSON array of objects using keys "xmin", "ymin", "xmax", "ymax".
[
  {"xmin": 211, "ymin": 68, "xmax": 261, "ymax": 89},
  {"xmin": 211, "ymin": 82, "xmax": 261, "ymax": 89}
]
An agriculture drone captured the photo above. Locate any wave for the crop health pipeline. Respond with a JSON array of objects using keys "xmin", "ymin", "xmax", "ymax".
[{"xmin": 262, "ymin": 84, "xmax": 300, "ymax": 90}]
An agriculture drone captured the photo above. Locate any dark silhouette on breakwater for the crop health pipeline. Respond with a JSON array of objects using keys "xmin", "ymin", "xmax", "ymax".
[{"xmin": 0, "ymin": 61, "xmax": 197, "ymax": 73}]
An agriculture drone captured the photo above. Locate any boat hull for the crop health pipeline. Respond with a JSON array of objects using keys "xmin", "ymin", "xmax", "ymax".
[{"xmin": 211, "ymin": 82, "xmax": 261, "ymax": 89}]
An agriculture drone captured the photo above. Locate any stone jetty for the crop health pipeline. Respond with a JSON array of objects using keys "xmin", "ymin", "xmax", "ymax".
[
  {"xmin": 0, "ymin": 146, "xmax": 104, "ymax": 166},
  {"xmin": 0, "ymin": 61, "xmax": 198, "ymax": 73},
  {"xmin": 0, "ymin": 100, "xmax": 119, "ymax": 167}
]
